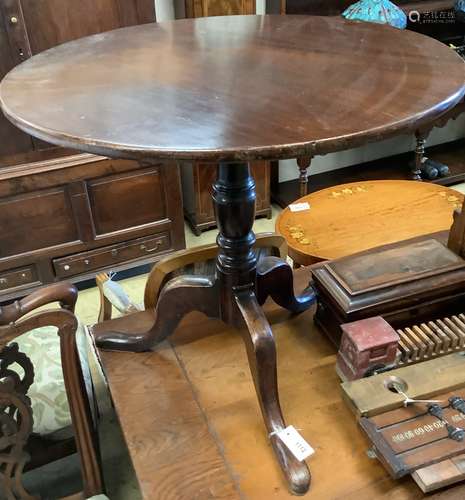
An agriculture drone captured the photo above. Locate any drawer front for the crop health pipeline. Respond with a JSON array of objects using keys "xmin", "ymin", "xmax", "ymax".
[
  {"xmin": 0, "ymin": 266, "xmax": 39, "ymax": 292},
  {"xmin": 53, "ymin": 233, "xmax": 170, "ymax": 278}
]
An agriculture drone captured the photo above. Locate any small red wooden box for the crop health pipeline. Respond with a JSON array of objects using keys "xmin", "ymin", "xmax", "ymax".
[{"xmin": 336, "ymin": 316, "xmax": 399, "ymax": 381}]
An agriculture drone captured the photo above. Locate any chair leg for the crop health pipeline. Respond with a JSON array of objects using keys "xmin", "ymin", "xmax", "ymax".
[{"xmin": 235, "ymin": 288, "xmax": 311, "ymax": 495}]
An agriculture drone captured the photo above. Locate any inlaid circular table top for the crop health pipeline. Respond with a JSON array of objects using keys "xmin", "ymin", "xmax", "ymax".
[
  {"xmin": 1, "ymin": 15, "xmax": 465, "ymax": 162},
  {"xmin": 276, "ymin": 180, "xmax": 464, "ymax": 266}
]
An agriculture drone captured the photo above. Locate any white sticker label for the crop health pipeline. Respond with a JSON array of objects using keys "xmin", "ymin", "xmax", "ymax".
[
  {"xmin": 275, "ymin": 426, "xmax": 314, "ymax": 462},
  {"xmin": 289, "ymin": 202, "xmax": 310, "ymax": 212}
]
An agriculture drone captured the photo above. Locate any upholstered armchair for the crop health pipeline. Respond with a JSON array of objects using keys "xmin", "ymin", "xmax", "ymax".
[{"xmin": 0, "ymin": 282, "xmax": 107, "ymax": 499}]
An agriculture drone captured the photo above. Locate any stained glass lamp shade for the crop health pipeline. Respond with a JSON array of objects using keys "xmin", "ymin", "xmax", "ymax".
[{"xmin": 342, "ymin": 0, "xmax": 407, "ymax": 29}]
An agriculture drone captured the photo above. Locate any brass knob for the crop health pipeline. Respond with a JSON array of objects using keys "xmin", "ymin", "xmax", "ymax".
[{"xmin": 10, "ymin": 16, "xmax": 18, "ymax": 24}]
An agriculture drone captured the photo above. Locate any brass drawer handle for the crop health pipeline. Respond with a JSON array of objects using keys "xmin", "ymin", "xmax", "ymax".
[{"xmin": 140, "ymin": 241, "xmax": 163, "ymax": 253}]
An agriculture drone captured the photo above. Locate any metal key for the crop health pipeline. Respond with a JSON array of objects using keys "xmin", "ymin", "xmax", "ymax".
[
  {"xmin": 428, "ymin": 403, "xmax": 465, "ymax": 442},
  {"xmin": 391, "ymin": 385, "xmax": 443, "ymax": 407},
  {"xmin": 450, "ymin": 396, "xmax": 465, "ymax": 415}
]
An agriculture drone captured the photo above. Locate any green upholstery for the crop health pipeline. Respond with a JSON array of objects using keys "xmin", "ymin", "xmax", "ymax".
[{"xmin": 10, "ymin": 322, "xmax": 105, "ymax": 437}]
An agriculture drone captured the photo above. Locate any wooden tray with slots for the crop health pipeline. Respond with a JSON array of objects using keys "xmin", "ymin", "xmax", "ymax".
[{"xmin": 361, "ymin": 388, "xmax": 465, "ymax": 479}]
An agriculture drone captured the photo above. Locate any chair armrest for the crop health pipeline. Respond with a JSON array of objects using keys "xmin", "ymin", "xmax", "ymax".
[
  {"xmin": 0, "ymin": 282, "xmax": 78, "ymax": 326},
  {"xmin": 0, "ymin": 308, "xmax": 104, "ymax": 496},
  {"xmin": 143, "ymin": 232, "xmax": 287, "ymax": 309}
]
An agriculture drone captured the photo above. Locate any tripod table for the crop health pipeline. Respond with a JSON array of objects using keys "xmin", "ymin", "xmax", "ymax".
[{"xmin": 1, "ymin": 15, "xmax": 464, "ymax": 495}]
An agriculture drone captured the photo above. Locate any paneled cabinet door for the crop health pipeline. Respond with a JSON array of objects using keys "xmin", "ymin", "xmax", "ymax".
[
  {"xmin": 19, "ymin": 0, "xmax": 155, "ymax": 55},
  {"xmin": 185, "ymin": 0, "xmax": 255, "ymax": 17},
  {"xmin": 1, "ymin": 0, "xmax": 156, "ymax": 152}
]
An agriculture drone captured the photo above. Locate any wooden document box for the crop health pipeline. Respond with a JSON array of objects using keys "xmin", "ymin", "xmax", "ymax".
[{"xmin": 313, "ymin": 237, "xmax": 465, "ymax": 346}]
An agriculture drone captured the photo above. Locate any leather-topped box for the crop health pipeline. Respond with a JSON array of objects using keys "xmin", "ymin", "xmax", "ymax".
[{"xmin": 312, "ymin": 238, "xmax": 465, "ymax": 346}]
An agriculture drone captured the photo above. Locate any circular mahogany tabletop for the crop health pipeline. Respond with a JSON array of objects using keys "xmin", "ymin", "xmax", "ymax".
[
  {"xmin": 276, "ymin": 180, "xmax": 464, "ymax": 266},
  {"xmin": 1, "ymin": 15, "xmax": 464, "ymax": 162}
]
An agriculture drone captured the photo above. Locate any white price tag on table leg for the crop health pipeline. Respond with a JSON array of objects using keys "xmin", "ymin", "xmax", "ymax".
[
  {"xmin": 289, "ymin": 202, "xmax": 310, "ymax": 212},
  {"xmin": 274, "ymin": 425, "xmax": 314, "ymax": 462}
]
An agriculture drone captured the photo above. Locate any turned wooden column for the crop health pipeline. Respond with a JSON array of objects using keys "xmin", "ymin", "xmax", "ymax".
[
  {"xmin": 412, "ymin": 130, "xmax": 426, "ymax": 181},
  {"xmin": 213, "ymin": 162, "xmax": 257, "ymax": 325},
  {"xmin": 297, "ymin": 156, "xmax": 312, "ymax": 197}
]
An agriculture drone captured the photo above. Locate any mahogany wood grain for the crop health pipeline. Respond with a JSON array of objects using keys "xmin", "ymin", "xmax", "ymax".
[
  {"xmin": 92, "ymin": 268, "xmax": 465, "ymax": 499},
  {"xmin": 4, "ymin": 13, "xmax": 465, "ymax": 494},
  {"xmin": 182, "ymin": 160, "xmax": 271, "ymax": 235},
  {"xmin": 87, "ymin": 167, "xmax": 167, "ymax": 236},
  {"xmin": 0, "ymin": 157, "xmax": 185, "ymax": 301},
  {"xmin": 235, "ymin": 287, "xmax": 311, "ymax": 494},
  {"xmin": 1, "ymin": 16, "xmax": 464, "ymax": 162},
  {"xmin": 0, "ymin": 0, "xmax": 168, "ymax": 301},
  {"xmin": 0, "ymin": 280, "xmax": 77, "ymax": 326},
  {"xmin": 95, "ymin": 163, "xmax": 315, "ymax": 493},
  {"xmin": 0, "ymin": 0, "xmax": 155, "ymax": 157},
  {"xmin": 19, "ymin": 0, "xmax": 155, "ymax": 55},
  {"xmin": 0, "ymin": 186, "xmax": 79, "ymax": 258},
  {"xmin": 142, "ymin": 232, "xmax": 287, "ymax": 310},
  {"xmin": 276, "ymin": 180, "xmax": 465, "ymax": 266},
  {"xmin": 256, "ymin": 255, "xmax": 315, "ymax": 311}
]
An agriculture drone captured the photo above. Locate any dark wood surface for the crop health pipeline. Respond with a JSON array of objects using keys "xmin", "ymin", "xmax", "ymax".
[
  {"xmin": 3, "ymin": 12, "xmax": 465, "ymax": 493},
  {"xmin": 92, "ymin": 268, "xmax": 465, "ymax": 499},
  {"xmin": 95, "ymin": 163, "xmax": 317, "ymax": 494},
  {"xmin": 277, "ymin": 0, "xmax": 465, "ymax": 198},
  {"xmin": 0, "ymin": 0, "xmax": 155, "ymax": 160},
  {"xmin": 0, "ymin": 157, "xmax": 185, "ymax": 302},
  {"xmin": 1, "ymin": 15, "xmax": 465, "ymax": 162},
  {"xmin": 0, "ymin": 0, "xmax": 183, "ymax": 302},
  {"xmin": 181, "ymin": 1, "xmax": 272, "ymax": 235},
  {"xmin": 311, "ymin": 231, "xmax": 465, "ymax": 346},
  {"xmin": 181, "ymin": 160, "xmax": 271, "ymax": 234}
]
